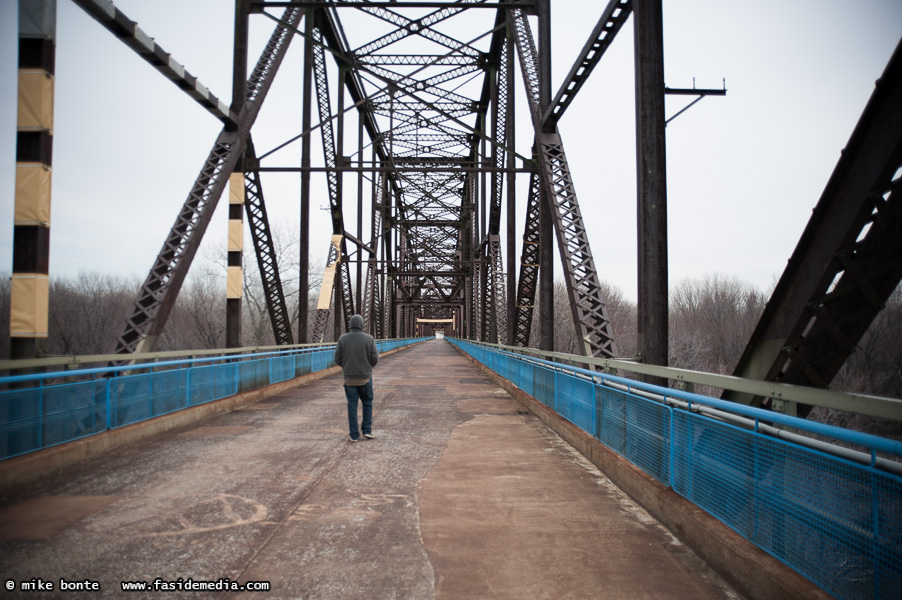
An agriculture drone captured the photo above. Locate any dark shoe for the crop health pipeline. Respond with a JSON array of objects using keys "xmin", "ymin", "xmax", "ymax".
[
  {"xmin": 363, "ymin": 433, "xmax": 375, "ymax": 440},
  {"xmin": 349, "ymin": 435, "xmax": 359, "ymax": 442}
]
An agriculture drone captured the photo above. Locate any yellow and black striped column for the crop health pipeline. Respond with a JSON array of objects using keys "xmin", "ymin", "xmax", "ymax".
[
  {"xmin": 226, "ymin": 172, "xmax": 245, "ymax": 348},
  {"xmin": 11, "ymin": 0, "xmax": 55, "ymax": 360}
]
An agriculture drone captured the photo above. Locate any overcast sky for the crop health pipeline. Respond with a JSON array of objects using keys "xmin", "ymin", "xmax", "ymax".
[{"xmin": 1, "ymin": 0, "xmax": 900, "ymax": 304}]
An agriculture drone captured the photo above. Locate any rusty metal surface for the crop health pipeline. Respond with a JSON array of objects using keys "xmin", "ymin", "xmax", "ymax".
[{"xmin": 0, "ymin": 341, "xmax": 739, "ymax": 599}]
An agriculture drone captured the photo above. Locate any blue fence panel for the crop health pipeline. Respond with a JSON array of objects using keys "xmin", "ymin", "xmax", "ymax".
[
  {"xmin": 295, "ymin": 352, "xmax": 312, "ymax": 377},
  {"xmin": 189, "ymin": 363, "xmax": 238, "ymax": 406},
  {"xmin": 596, "ymin": 384, "xmax": 628, "ymax": 455},
  {"xmin": 555, "ymin": 371, "xmax": 595, "ymax": 434},
  {"xmin": 270, "ymin": 356, "xmax": 295, "ymax": 384},
  {"xmin": 532, "ymin": 364, "xmax": 555, "ymax": 408},
  {"xmin": 596, "ymin": 384, "xmax": 672, "ymax": 484},
  {"xmin": 42, "ymin": 380, "xmax": 109, "ymax": 447},
  {"xmin": 672, "ymin": 409, "xmax": 902, "ymax": 600},
  {"xmin": 311, "ymin": 349, "xmax": 330, "ymax": 373},
  {"xmin": 110, "ymin": 370, "xmax": 187, "ymax": 428},
  {"xmin": 517, "ymin": 359, "xmax": 534, "ymax": 397},
  {"xmin": 500, "ymin": 352, "xmax": 517, "ymax": 384},
  {"xmin": 622, "ymin": 390, "xmax": 671, "ymax": 485},
  {"xmin": 0, "ymin": 387, "xmax": 43, "ymax": 458},
  {"xmin": 238, "ymin": 359, "xmax": 270, "ymax": 393},
  {"xmin": 1, "ymin": 382, "xmax": 107, "ymax": 458}
]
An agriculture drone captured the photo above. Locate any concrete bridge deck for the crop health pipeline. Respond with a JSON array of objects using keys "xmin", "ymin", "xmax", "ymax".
[{"xmin": 0, "ymin": 340, "xmax": 742, "ymax": 599}]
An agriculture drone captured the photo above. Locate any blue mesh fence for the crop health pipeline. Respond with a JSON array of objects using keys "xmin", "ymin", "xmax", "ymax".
[
  {"xmin": 238, "ymin": 359, "xmax": 270, "ymax": 393},
  {"xmin": 110, "ymin": 370, "xmax": 188, "ymax": 428},
  {"xmin": 0, "ymin": 338, "xmax": 426, "ymax": 462},
  {"xmin": 270, "ymin": 356, "xmax": 295, "ymax": 384},
  {"xmin": 189, "ymin": 363, "xmax": 238, "ymax": 406},
  {"xmin": 448, "ymin": 338, "xmax": 902, "ymax": 600},
  {"xmin": 555, "ymin": 371, "xmax": 595, "ymax": 434},
  {"xmin": 295, "ymin": 353, "xmax": 312, "ymax": 377}
]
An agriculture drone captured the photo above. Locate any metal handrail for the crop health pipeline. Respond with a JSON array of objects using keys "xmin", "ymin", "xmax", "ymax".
[
  {"xmin": 459, "ymin": 339, "xmax": 902, "ymax": 422},
  {"xmin": 0, "ymin": 338, "xmax": 424, "ymax": 385},
  {"xmin": 0, "ymin": 337, "xmax": 411, "ymax": 374}
]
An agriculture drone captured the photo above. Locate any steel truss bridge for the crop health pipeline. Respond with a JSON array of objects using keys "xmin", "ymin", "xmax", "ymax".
[{"xmin": 9, "ymin": 0, "xmax": 902, "ymax": 420}]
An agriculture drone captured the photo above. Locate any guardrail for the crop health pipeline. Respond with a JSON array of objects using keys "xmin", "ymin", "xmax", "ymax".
[
  {"xmin": 0, "ymin": 338, "xmax": 427, "ymax": 462},
  {"xmin": 448, "ymin": 338, "xmax": 902, "ymax": 600}
]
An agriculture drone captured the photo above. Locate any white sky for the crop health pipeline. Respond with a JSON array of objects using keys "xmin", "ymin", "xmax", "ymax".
[{"xmin": 0, "ymin": 0, "xmax": 900, "ymax": 303}]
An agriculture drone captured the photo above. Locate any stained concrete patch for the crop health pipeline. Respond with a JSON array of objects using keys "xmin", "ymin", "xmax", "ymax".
[
  {"xmin": 458, "ymin": 377, "xmax": 492, "ymax": 384},
  {"xmin": 456, "ymin": 394, "xmax": 522, "ymax": 414},
  {"xmin": 84, "ymin": 494, "xmax": 268, "ymax": 538},
  {"xmin": 237, "ymin": 403, "xmax": 279, "ymax": 410},
  {"xmin": 0, "ymin": 496, "xmax": 120, "ymax": 540},
  {"xmin": 418, "ymin": 414, "xmax": 739, "ymax": 600},
  {"xmin": 180, "ymin": 426, "xmax": 254, "ymax": 436}
]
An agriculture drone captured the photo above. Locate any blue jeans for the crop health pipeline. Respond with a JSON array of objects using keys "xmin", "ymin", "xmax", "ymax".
[{"xmin": 345, "ymin": 380, "xmax": 373, "ymax": 440}]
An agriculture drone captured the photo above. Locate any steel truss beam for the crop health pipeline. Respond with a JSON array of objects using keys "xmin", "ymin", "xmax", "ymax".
[
  {"xmin": 512, "ymin": 170, "xmax": 541, "ymax": 346},
  {"xmin": 242, "ymin": 138, "xmax": 294, "ymax": 346},
  {"xmin": 363, "ymin": 174, "xmax": 385, "ymax": 335},
  {"xmin": 543, "ymin": 0, "xmax": 632, "ymax": 128},
  {"xmin": 511, "ymin": 7, "xmax": 618, "ymax": 358},
  {"xmin": 312, "ymin": 21, "xmax": 355, "ymax": 331},
  {"xmin": 724, "ymin": 41, "xmax": 902, "ymax": 416},
  {"xmin": 114, "ymin": 7, "xmax": 304, "ymax": 355},
  {"xmin": 72, "ymin": 0, "xmax": 236, "ymax": 124}
]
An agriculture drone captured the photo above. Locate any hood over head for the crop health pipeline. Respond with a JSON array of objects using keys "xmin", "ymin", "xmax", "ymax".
[{"xmin": 349, "ymin": 314, "xmax": 364, "ymax": 330}]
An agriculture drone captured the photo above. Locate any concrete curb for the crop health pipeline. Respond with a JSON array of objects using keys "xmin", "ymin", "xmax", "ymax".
[
  {"xmin": 455, "ymin": 347, "xmax": 832, "ymax": 600},
  {"xmin": 0, "ymin": 344, "xmax": 421, "ymax": 494}
]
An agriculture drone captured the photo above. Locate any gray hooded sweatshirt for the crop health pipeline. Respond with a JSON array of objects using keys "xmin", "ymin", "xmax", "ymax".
[{"xmin": 334, "ymin": 314, "xmax": 379, "ymax": 383}]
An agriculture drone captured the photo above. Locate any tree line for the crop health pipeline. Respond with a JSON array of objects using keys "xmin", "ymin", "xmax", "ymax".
[{"xmin": 1, "ymin": 244, "xmax": 900, "ymax": 411}]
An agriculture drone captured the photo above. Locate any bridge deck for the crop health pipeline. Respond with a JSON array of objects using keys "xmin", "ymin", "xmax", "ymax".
[{"xmin": 0, "ymin": 340, "xmax": 740, "ymax": 599}]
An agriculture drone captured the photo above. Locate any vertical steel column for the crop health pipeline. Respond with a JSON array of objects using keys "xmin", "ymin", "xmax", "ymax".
[
  {"xmin": 225, "ymin": 0, "xmax": 248, "ymax": 348},
  {"xmin": 505, "ymin": 27, "xmax": 517, "ymax": 346},
  {"xmin": 231, "ymin": 0, "xmax": 248, "ymax": 119},
  {"xmin": 11, "ymin": 0, "xmax": 55, "ymax": 360},
  {"xmin": 356, "ymin": 111, "xmax": 364, "ymax": 314},
  {"xmin": 537, "ymin": 0, "xmax": 554, "ymax": 351},
  {"xmin": 634, "ymin": 0, "xmax": 669, "ymax": 380},
  {"xmin": 298, "ymin": 11, "xmax": 314, "ymax": 343},
  {"xmin": 225, "ymin": 171, "xmax": 245, "ymax": 348}
]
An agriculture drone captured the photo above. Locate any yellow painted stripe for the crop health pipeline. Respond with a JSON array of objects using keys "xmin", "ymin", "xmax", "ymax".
[
  {"xmin": 14, "ymin": 164, "xmax": 52, "ymax": 225},
  {"xmin": 17, "ymin": 70, "xmax": 54, "ymax": 131},
  {"xmin": 10, "ymin": 274, "xmax": 49, "ymax": 337}
]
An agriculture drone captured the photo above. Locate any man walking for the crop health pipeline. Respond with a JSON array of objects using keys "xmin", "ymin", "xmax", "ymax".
[{"xmin": 334, "ymin": 314, "xmax": 379, "ymax": 442}]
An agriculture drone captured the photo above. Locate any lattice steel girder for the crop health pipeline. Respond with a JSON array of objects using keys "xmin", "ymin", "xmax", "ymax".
[
  {"xmin": 312, "ymin": 18, "xmax": 356, "ymax": 331},
  {"xmin": 114, "ymin": 7, "xmax": 304, "ymax": 355},
  {"xmin": 488, "ymin": 13, "xmax": 511, "ymax": 236},
  {"xmin": 243, "ymin": 138, "xmax": 294, "ymax": 345},
  {"xmin": 724, "ymin": 40, "xmax": 902, "ymax": 414},
  {"xmin": 352, "ymin": 2, "xmax": 483, "ymax": 58},
  {"xmin": 543, "ymin": 0, "xmax": 632, "ymax": 128},
  {"xmin": 511, "ymin": 7, "xmax": 618, "ymax": 358},
  {"xmin": 72, "ymin": 0, "xmax": 236, "ymax": 124},
  {"xmin": 360, "ymin": 54, "xmax": 480, "ymax": 66},
  {"xmin": 512, "ymin": 170, "xmax": 541, "ymax": 347},
  {"xmin": 489, "ymin": 235, "xmax": 508, "ymax": 344}
]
